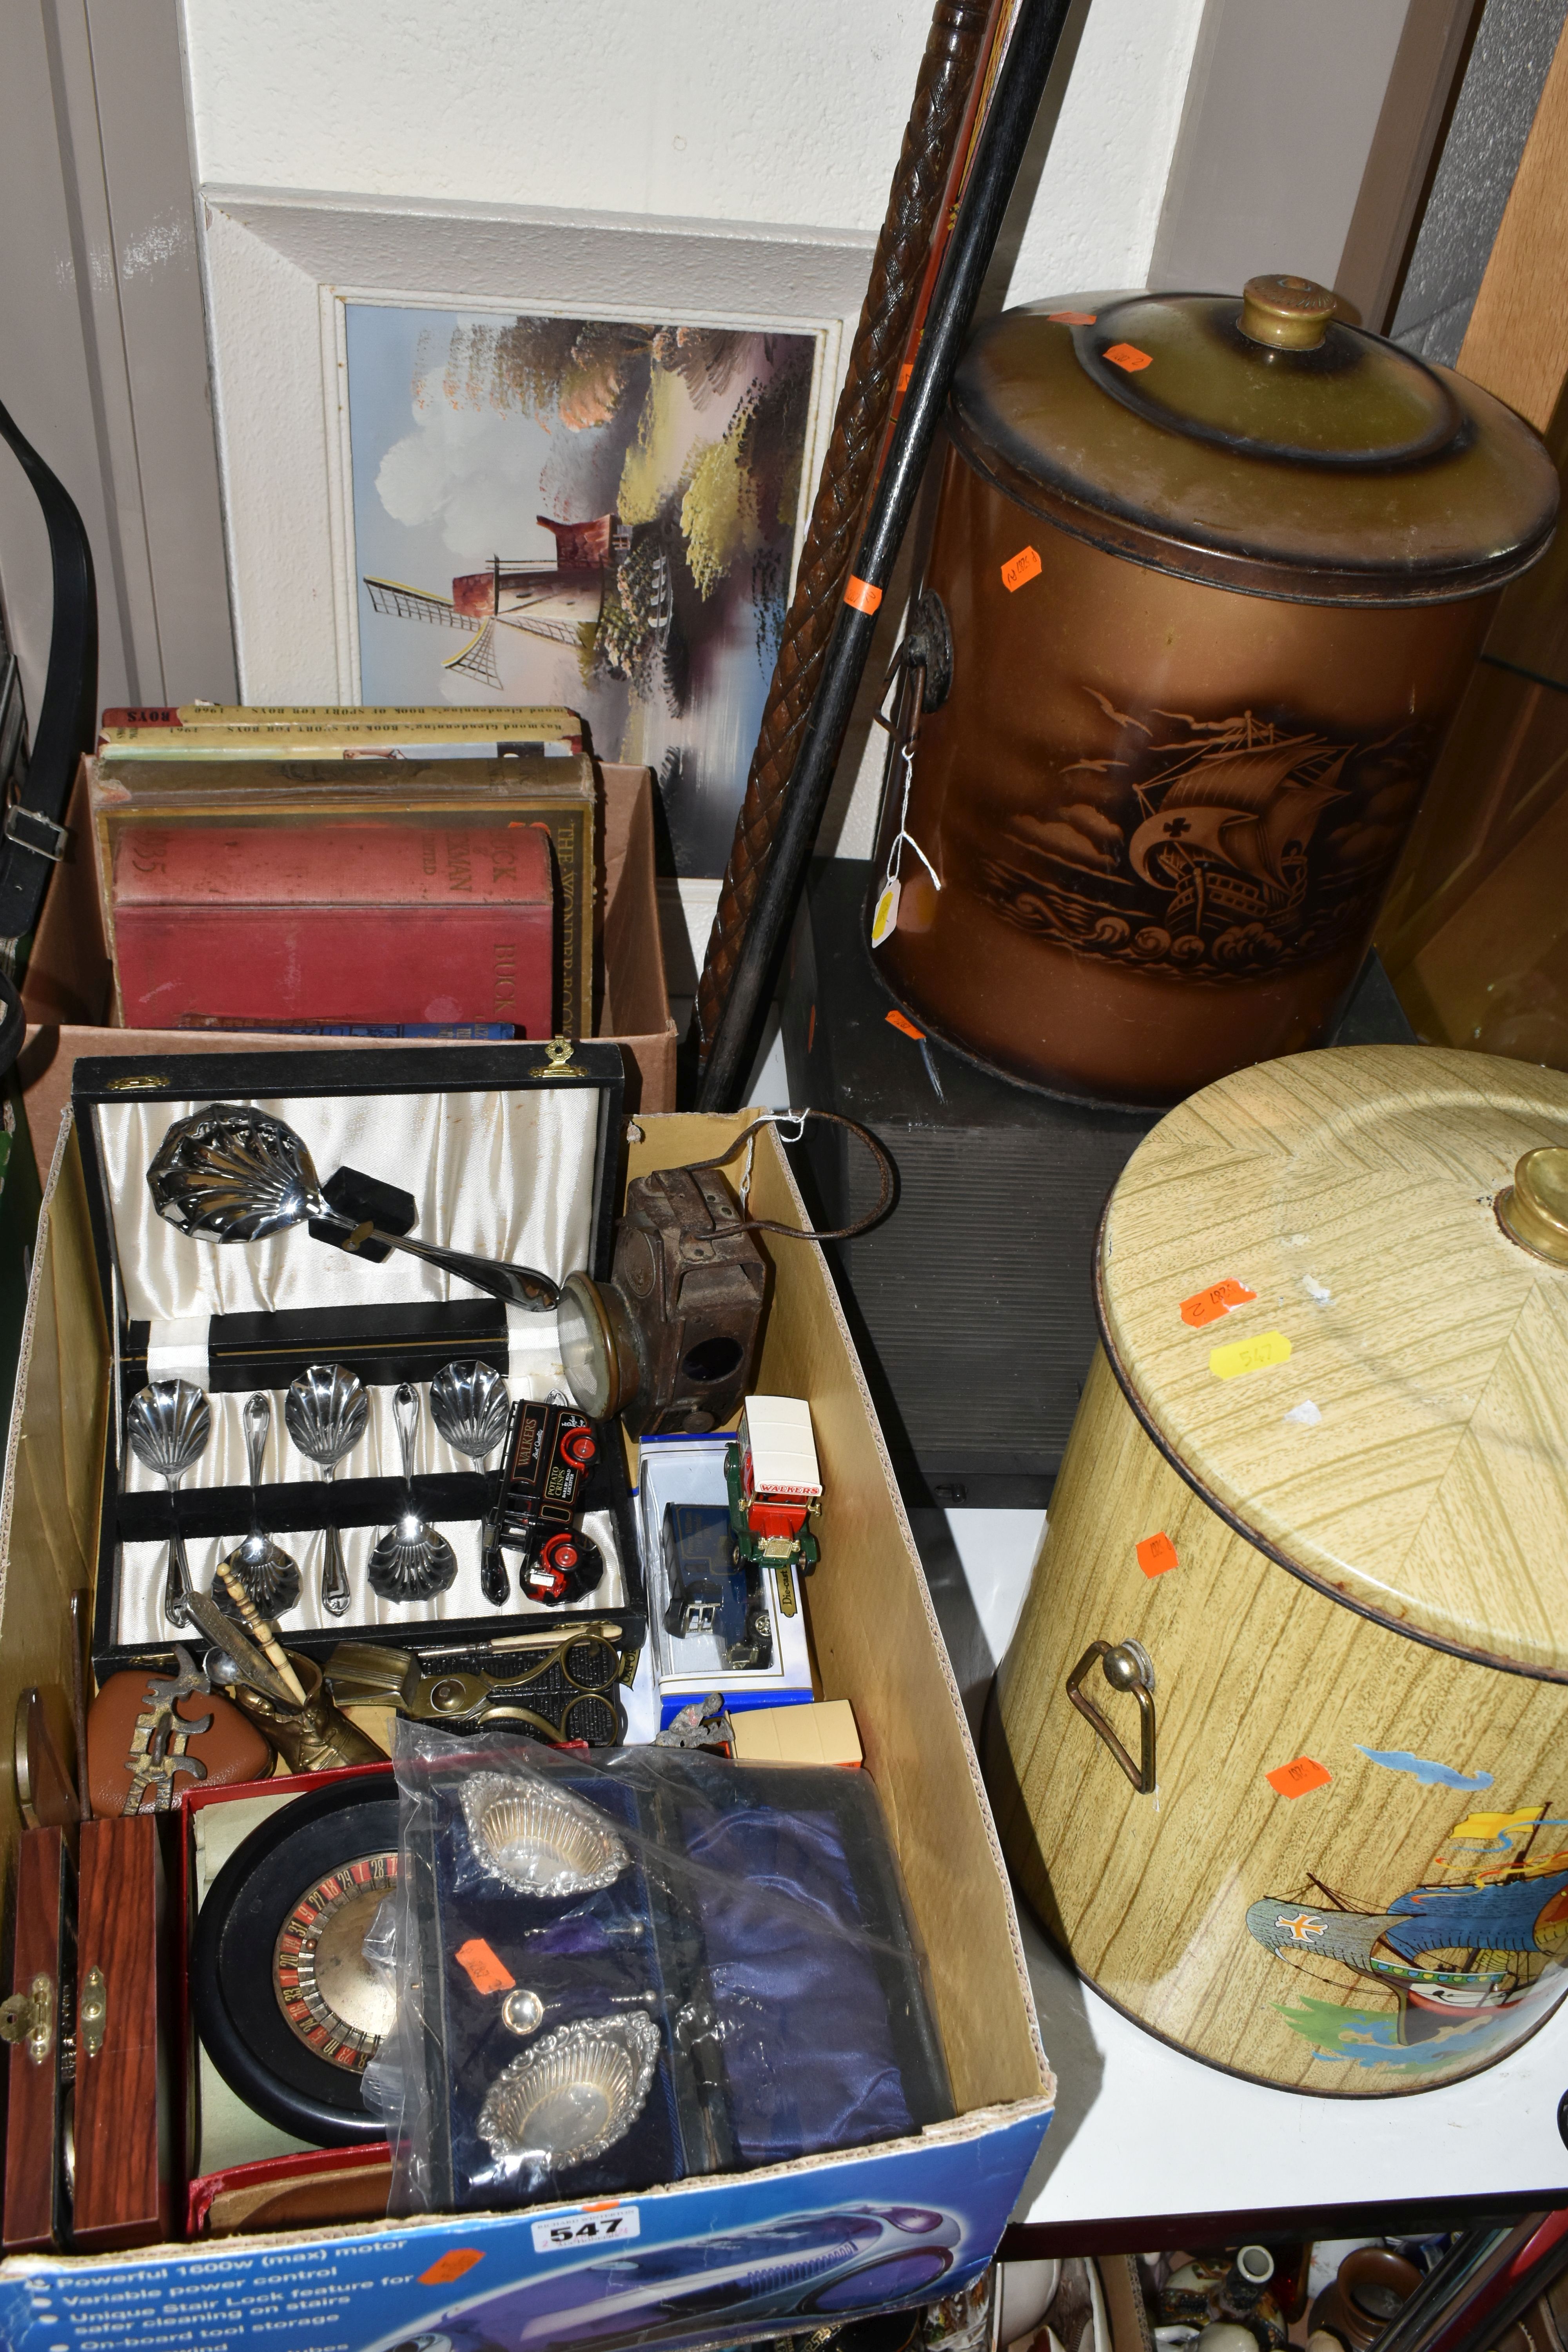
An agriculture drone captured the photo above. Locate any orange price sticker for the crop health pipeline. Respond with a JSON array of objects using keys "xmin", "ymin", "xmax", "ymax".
[
  {"xmin": 1180, "ymin": 1278, "xmax": 1257, "ymax": 1328},
  {"xmin": 844, "ymin": 575, "xmax": 883, "ymax": 615},
  {"xmin": 421, "ymin": 2248, "xmax": 486, "ymax": 2286},
  {"xmin": 1136, "ymin": 1531, "xmax": 1178, "ymax": 1577},
  {"xmin": 1048, "ymin": 309, "xmax": 1096, "ymax": 325},
  {"xmin": 1104, "ymin": 342, "xmax": 1153, "ymax": 373},
  {"xmin": 1001, "ymin": 546, "xmax": 1042, "ymax": 593},
  {"xmin": 1267, "ymin": 1755, "xmax": 1332, "ymax": 1800},
  {"xmin": 454, "ymin": 1936, "xmax": 516, "ymax": 1996},
  {"xmin": 885, "ymin": 1009, "xmax": 924, "ymax": 1041}
]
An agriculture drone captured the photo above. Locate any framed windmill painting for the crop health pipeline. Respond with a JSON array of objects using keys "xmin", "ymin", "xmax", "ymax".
[{"xmin": 343, "ymin": 301, "xmax": 827, "ymax": 876}]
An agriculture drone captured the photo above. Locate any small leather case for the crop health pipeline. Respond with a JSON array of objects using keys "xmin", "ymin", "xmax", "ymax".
[{"xmin": 87, "ymin": 1668, "xmax": 271, "ymax": 1817}]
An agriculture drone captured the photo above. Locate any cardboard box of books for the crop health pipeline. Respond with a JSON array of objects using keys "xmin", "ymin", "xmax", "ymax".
[
  {"xmin": 19, "ymin": 759, "xmax": 677, "ymax": 1159},
  {"xmin": 90, "ymin": 707, "xmax": 596, "ymax": 1040}
]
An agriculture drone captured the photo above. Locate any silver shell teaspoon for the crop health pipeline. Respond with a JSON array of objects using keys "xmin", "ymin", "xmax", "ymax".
[
  {"xmin": 218, "ymin": 1391, "xmax": 301, "ymax": 1619},
  {"xmin": 430, "ymin": 1359, "xmax": 511, "ymax": 1608},
  {"xmin": 145, "ymin": 1103, "xmax": 559, "ymax": 1311},
  {"xmin": 284, "ymin": 1364, "xmax": 368, "ymax": 1618},
  {"xmin": 368, "ymin": 1381, "xmax": 457, "ymax": 1603},
  {"xmin": 126, "ymin": 1379, "xmax": 211, "ymax": 1627}
]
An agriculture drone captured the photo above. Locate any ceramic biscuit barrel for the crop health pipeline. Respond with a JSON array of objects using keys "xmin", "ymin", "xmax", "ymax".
[
  {"xmin": 870, "ymin": 277, "xmax": 1558, "ymax": 1107},
  {"xmin": 987, "ymin": 1043, "xmax": 1568, "ymax": 2094}
]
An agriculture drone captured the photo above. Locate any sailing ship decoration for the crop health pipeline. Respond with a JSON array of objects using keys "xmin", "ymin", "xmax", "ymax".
[
  {"xmin": 976, "ymin": 691, "xmax": 1428, "ymax": 981},
  {"xmin": 1246, "ymin": 1801, "xmax": 1568, "ymax": 2076},
  {"xmin": 365, "ymin": 513, "xmax": 673, "ymax": 694}
]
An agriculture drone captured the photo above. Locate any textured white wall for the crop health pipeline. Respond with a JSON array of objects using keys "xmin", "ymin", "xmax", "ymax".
[{"xmin": 182, "ymin": 0, "xmax": 1204, "ymax": 310}]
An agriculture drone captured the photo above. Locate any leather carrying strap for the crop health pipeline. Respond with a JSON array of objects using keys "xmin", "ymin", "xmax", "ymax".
[
  {"xmin": 675, "ymin": 1109, "xmax": 895, "ymax": 1241},
  {"xmin": 0, "ymin": 399, "xmax": 97, "ymax": 952}
]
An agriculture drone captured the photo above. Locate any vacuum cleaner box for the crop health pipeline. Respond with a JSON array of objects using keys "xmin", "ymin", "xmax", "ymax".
[{"xmin": 0, "ymin": 1106, "xmax": 1053, "ymax": 2352}]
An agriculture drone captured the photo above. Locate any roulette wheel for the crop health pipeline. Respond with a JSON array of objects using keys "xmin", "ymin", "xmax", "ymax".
[{"xmin": 192, "ymin": 1774, "xmax": 399, "ymax": 2145}]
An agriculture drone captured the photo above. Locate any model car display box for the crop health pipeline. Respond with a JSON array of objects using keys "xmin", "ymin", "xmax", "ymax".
[
  {"xmin": 639, "ymin": 1433, "xmax": 816, "ymax": 1723},
  {"xmin": 16, "ymin": 760, "xmax": 680, "ymax": 1158},
  {"xmin": 0, "ymin": 1103, "xmax": 1054, "ymax": 2352}
]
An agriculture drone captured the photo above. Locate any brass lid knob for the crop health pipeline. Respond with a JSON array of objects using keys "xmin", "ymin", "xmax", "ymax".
[
  {"xmin": 1497, "ymin": 1146, "xmax": 1568, "ymax": 1266},
  {"xmin": 1238, "ymin": 273, "xmax": 1336, "ymax": 351}
]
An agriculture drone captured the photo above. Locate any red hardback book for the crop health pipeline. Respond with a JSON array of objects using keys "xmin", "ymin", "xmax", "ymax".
[{"xmin": 111, "ymin": 822, "xmax": 555, "ymax": 1034}]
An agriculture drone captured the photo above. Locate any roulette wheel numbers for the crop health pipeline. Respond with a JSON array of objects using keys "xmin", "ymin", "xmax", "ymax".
[{"xmin": 193, "ymin": 1775, "xmax": 400, "ymax": 2146}]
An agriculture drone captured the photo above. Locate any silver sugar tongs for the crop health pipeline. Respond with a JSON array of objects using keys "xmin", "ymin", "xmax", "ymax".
[{"xmin": 146, "ymin": 1102, "xmax": 559, "ymax": 1311}]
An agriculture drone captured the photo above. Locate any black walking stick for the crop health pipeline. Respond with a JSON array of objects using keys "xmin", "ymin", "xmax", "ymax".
[{"xmin": 695, "ymin": 0, "xmax": 1078, "ymax": 1109}]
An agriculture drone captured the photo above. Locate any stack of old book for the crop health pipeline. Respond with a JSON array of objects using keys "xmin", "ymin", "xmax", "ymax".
[{"xmin": 90, "ymin": 703, "xmax": 596, "ymax": 1039}]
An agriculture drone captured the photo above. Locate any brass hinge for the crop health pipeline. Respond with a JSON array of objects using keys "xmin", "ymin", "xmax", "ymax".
[
  {"xmin": 0, "ymin": 1972, "xmax": 54, "ymax": 2065},
  {"xmin": 78, "ymin": 1964, "xmax": 107, "ymax": 2059}
]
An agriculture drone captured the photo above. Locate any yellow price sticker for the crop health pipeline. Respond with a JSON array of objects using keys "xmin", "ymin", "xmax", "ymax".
[{"xmin": 1210, "ymin": 1330, "xmax": 1292, "ymax": 1381}]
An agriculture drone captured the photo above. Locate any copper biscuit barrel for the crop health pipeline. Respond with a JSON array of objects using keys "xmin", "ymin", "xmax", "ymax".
[{"xmin": 870, "ymin": 276, "xmax": 1558, "ymax": 1106}]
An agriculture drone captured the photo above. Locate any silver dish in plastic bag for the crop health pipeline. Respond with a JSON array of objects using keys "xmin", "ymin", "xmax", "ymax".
[
  {"xmin": 459, "ymin": 1773, "xmax": 628, "ymax": 1897},
  {"xmin": 478, "ymin": 2011, "xmax": 659, "ymax": 2171}
]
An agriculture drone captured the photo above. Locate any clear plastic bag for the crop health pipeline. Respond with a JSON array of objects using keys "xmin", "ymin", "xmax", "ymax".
[{"xmin": 365, "ymin": 1721, "xmax": 952, "ymax": 2214}]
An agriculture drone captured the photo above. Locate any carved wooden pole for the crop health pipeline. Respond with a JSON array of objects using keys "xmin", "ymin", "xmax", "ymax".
[
  {"xmin": 695, "ymin": 0, "xmax": 1077, "ymax": 1109},
  {"xmin": 692, "ymin": 0, "xmax": 998, "ymax": 1066}
]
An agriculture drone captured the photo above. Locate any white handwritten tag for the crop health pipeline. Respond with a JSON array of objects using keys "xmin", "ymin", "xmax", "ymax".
[
  {"xmin": 871, "ymin": 877, "xmax": 900, "ymax": 946},
  {"xmin": 531, "ymin": 2204, "xmax": 640, "ymax": 2254}
]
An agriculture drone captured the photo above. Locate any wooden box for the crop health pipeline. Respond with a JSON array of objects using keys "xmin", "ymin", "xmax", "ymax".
[
  {"xmin": 2, "ymin": 1826, "xmax": 72, "ymax": 2254},
  {"xmin": 73, "ymin": 1815, "xmax": 172, "ymax": 2249},
  {"xmin": 989, "ymin": 1042, "xmax": 1568, "ymax": 2096}
]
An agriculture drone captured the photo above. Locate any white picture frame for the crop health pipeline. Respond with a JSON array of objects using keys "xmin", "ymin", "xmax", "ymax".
[{"xmin": 199, "ymin": 187, "xmax": 873, "ymax": 712}]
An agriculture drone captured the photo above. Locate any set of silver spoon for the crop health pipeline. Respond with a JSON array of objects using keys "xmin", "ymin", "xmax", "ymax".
[{"xmin": 125, "ymin": 1357, "xmax": 514, "ymax": 1622}]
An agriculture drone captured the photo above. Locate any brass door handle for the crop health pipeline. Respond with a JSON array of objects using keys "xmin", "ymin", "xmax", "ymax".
[{"xmin": 1066, "ymin": 1638, "xmax": 1157, "ymax": 1795}]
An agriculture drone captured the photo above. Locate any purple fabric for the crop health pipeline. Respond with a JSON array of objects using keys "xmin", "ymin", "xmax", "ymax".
[{"xmin": 679, "ymin": 1802, "xmax": 914, "ymax": 2161}]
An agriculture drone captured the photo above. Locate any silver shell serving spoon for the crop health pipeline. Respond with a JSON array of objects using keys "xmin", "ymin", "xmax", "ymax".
[
  {"xmin": 430, "ymin": 1360, "xmax": 512, "ymax": 1608},
  {"xmin": 368, "ymin": 1381, "xmax": 457, "ymax": 1603},
  {"xmin": 126, "ymin": 1379, "xmax": 211, "ymax": 1627},
  {"xmin": 218, "ymin": 1391, "xmax": 301, "ymax": 1619},
  {"xmin": 145, "ymin": 1103, "xmax": 559, "ymax": 1311},
  {"xmin": 284, "ymin": 1363, "xmax": 368, "ymax": 1618}
]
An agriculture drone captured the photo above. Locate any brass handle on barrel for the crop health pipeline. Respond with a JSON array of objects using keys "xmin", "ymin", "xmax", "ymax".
[{"xmin": 1065, "ymin": 1638, "xmax": 1157, "ymax": 1795}]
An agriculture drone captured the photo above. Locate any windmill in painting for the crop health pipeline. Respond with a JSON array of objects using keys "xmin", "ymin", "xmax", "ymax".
[
  {"xmin": 346, "ymin": 306, "xmax": 822, "ymax": 871},
  {"xmin": 365, "ymin": 514, "xmax": 673, "ymax": 690}
]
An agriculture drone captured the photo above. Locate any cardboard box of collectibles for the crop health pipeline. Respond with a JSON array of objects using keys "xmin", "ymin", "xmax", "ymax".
[{"xmin": 0, "ymin": 1099, "xmax": 1053, "ymax": 2352}]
